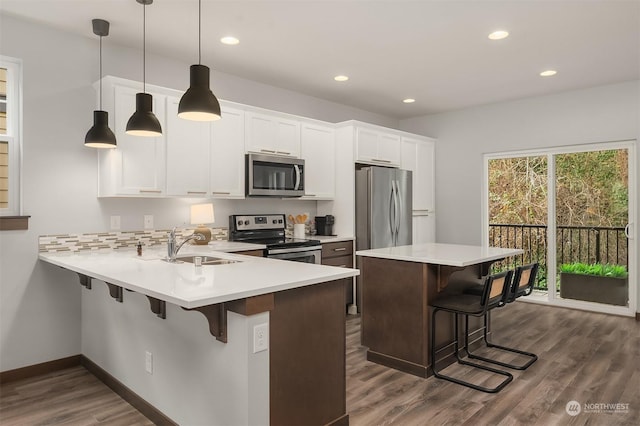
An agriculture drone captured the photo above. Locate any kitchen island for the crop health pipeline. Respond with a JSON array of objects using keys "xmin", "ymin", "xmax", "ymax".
[
  {"xmin": 355, "ymin": 243, "xmax": 522, "ymax": 378},
  {"xmin": 39, "ymin": 245, "xmax": 359, "ymax": 425}
]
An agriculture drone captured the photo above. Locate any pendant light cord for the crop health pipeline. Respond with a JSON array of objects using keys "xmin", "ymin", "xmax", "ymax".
[
  {"xmin": 99, "ymin": 35, "xmax": 103, "ymax": 110},
  {"xmin": 143, "ymin": 2, "xmax": 146, "ymax": 93},
  {"xmin": 198, "ymin": 0, "xmax": 202, "ymax": 65}
]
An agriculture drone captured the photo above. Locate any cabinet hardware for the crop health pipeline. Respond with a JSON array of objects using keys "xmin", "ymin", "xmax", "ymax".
[
  {"xmin": 212, "ymin": 191, "xmax": 231, "ymax": 195},
  {"xmin": 260, "ymin": 149, "xmax": 277, "ymax": 153},
  {"xmin": 333, "ymin": 247, "xmax": 347, "ymax": 252},
  {"xmin": 338, "ymin": 265, "xmax": 347, "ymax": 268},
  {"xmin": 371, "ymin": 158, "xmax": 391, "ymax": 163},
  {"xmin": 304, "ymin": 194, "xmax": 317, "ymax": 197},
  {"xmin": 276, "ymin": 151, "xmax": 291, "ymax": 155},
  {"xmin": 139, "ymin": 189, "xmax": 162, "ymax": 194},
  {"xmin": 187, "ymin": 191, "xmax": 207, "ymax": 195}
]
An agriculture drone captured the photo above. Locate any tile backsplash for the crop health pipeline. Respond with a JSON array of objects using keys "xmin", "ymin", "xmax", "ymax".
[{"xmin": 38, "ymin": 228, "xmax": 228, "ymax": 253}]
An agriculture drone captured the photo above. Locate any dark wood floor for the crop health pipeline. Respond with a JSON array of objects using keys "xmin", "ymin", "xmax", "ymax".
[{"xmin": 1, "ymin": 302, "xmax": 638, "ymax": 425}]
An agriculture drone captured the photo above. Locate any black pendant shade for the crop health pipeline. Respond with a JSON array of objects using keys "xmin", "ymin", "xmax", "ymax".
[
  {"xmin": 126, "ymin": 92, "xmax": 162, "ymax": 137},
  {"xmin": 178, "ymin": 64, "xmax": 221, "ymax": 121},
  {"xmin": 85, "ymin": 18, "xmax": 116, "ymax": 148},
  {"xmin": 85, "ymin": 110, "xmax": 117, "ymax": 148},
  {"xmin": 126, "ymin": 0, "xmax": 162, "ymax": 137}
]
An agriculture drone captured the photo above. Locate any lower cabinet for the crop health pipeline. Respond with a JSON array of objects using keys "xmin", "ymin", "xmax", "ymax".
[
  {"xmin": 234, "ymin": 249, "xmax": 264, "ymax": 257},
  {"xmin": 321, "ymin": 240, "xmax": 355, "ymax": 309}
]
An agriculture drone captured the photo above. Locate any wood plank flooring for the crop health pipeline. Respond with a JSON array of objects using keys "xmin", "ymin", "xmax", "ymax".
[
  {"xmin": 346, "ymin": 302, "xmax": 640, "ymax": 426},
  {"xmin": 0, "ymin": 366, "xmax": 153, "ymax": 425},
  {"xmin": 1, "ymin": 302, "xmax": 638, "ymax": 425}
]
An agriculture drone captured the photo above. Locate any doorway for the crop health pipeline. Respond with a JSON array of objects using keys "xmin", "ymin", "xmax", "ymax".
[{"xmin": 483, "ymin": 141, "xmax": 636, "ymax": 316}]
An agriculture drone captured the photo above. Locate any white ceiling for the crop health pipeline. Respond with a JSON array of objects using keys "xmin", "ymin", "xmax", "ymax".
[{"xmin": 2, "ymin": 0, "xmax": 639, "ymax": 119}]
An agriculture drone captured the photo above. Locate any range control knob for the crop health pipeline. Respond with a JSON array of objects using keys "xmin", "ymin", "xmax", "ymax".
[
  {"xmin": 244, "ymin": 220, "xmax": 250, "ymax": 225},
  {"xmin": 278, "ymin": 219, "xmax": 283, "ymax": 223},
  {"xmin": 237, "ymin": 221, "xmax": 242, "ymax": 226},
  {"xmin": 272, "ymin": 219, "xmax": 277, "ymax": 224}
]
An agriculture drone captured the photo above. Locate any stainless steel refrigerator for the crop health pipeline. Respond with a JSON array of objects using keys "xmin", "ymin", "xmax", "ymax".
[{"xmin": 356, "ymin": 166, "xmax": 412, "ymax": 250}]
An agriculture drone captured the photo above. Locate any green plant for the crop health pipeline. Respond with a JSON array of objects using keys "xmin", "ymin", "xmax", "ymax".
[{"xmin": 559, "ymin": 262, "xmax": 628, "ymax": 278}]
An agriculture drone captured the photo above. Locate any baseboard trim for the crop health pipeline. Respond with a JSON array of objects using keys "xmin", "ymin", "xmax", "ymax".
[
  {"xmin": 0, "ymin": 355, "xmax": 81, "ymax": 384},
  {"xmin": 80, "ymin": 356, "xmax": 177, "ymax": 426}
]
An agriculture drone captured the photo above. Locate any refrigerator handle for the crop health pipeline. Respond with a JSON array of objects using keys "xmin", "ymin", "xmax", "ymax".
[
  {"xmin": 389, "ymin": 182, "xmax": 395, "ymax": 244},
  {"xmin": 394, "ymin": 180, "xmax": 401, "ymax": 242}
]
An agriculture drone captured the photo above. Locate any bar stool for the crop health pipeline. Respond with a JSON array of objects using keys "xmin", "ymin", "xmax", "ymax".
[
  {"xmin": 430, "ymin": 270, "xmax": 514, "ymax": 393},
  {"xmin": 463, "ymin": 263, "xmax": 539, "ymax": 370}
]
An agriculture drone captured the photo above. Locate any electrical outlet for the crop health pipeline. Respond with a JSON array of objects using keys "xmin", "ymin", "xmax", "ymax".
[
  {"xmin": 144, "ymin": 215, "xmax": 154, "ymax": 229},
  {"xmin": 253, "ymin": 323, "xmax": 269, "ymax": 354},
  {"xmin": 110, "ymin": 215, "xmax": 121, "ymax": 230},
  {"xmin": 145, "ymin": 351, "xmax": 153, "ymax": 374}
]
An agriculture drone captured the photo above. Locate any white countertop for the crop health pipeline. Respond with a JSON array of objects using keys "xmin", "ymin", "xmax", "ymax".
[
  {"xmin": 356, "ymin": 243, "xmax": 523, "ymax": 267},
  {"xmin": 40, "ymin": 246, "xmax": 359, "ymax": 309}
]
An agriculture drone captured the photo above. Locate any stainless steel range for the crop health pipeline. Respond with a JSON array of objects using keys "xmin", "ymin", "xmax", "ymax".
[{"xmin": 229, "ymin": 214, "xmax": 322, "ymax": 264}]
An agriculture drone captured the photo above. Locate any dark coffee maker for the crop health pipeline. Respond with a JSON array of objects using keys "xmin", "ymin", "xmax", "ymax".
[{"xmin": 315, "ymin": 215, "xmax": 335, "ymax": 236}]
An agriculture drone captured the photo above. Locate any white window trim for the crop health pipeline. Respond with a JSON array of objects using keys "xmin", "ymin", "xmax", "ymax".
[
  {"xmin": 0, "ymin": 55, "xmax": 23, "ymax": 216},
  {"xmin": 482, "ymin": 140, "xmax": 637, "ymax": 317}
]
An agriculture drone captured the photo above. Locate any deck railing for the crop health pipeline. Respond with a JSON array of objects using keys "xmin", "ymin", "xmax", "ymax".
[{"xmin": 488, "ymin": 224, "xmax": 628, "ymax": 290}]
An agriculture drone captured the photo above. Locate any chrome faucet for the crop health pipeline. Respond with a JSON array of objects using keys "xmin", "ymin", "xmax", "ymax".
[{"xmin": 166, "ymin": 228, "xmax": 205, "ymax": 262}]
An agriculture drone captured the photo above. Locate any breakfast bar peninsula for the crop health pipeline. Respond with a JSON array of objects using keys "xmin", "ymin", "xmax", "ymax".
[{"xmin": 356, "ymin": 243, "xmax": 523, "ymax": 378}]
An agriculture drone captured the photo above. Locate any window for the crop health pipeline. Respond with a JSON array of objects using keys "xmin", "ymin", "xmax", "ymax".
[{"xmin": 0, "ymin": 56, "xmax": 22, "ymax": 217}]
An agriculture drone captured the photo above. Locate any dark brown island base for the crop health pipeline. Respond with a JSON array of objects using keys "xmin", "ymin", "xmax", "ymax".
[{"xmin": 356, "ymin": 243, "xmax": 523, "ymax": 378}]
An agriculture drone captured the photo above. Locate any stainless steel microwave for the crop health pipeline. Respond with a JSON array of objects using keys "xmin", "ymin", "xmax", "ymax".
[{"xmin": 246, "ymin": 153, "xmax": 305, "ymax": 197}]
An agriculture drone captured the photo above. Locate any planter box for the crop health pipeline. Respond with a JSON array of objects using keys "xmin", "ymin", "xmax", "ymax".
[{"xmin": 559, "ymin": 273, "xmax": 628, "ymax": 306}]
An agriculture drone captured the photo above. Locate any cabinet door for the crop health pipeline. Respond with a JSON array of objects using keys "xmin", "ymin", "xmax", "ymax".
[
  {"xmin": 412, "ymin": 213, "xmax": 436, "ymax": 244},
  {"xmin": 112, "ymin": 86, "xmax": 166, "ymax": 195},
  {"xmin": 211, "ymin": 105, "xmax": 245, "ymax": 198},
  {"xmin": 274, "ymin": 118, "xmax": 301, "ymax": 157},
  {"xmin": 355, "ymin": 127, "xmax": 400, "ymax": 166},
  {"xmin": 245, "ymin": 111, "xmax": 300, "ymax": 157},
  {"xmin": 402, "ymin": 137, "xmax": 435, "ymax": 211},
  {"xmin": 301, "ymin": 123, "xmax": 335, "ymax": 199},
  {"xmin": 377, "ymin": 133, "xmax": 401, "ymax": 166},
  {"xmin": 355, "ymin": 127, "xmax": 379, "ymax": 163},
  {"xmin": 165, "ymin": 97, "xmax": 211, "ymax": 197}
]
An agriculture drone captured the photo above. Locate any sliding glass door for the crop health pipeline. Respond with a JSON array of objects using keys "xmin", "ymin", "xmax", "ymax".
[{"xmin": 484, "ymin": 141, "xmax": 636, "ymax": 316}]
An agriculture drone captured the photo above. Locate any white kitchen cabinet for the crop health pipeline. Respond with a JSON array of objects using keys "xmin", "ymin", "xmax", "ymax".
[
  {"xmin": 413, "ymin": 212, "xmax": 436, "ymax": 244},
  {"xmin": 210, "ymin": 104, "xmax": 245, "ymax": 198},
  {"xmin": 165, "ymin": 97, "xmax": 211, "ymax": 197},
  {"xmin": 245, "ymin": 110, "xmax": 301, "ymax": 157},
  {"xmin": 99, "ymin": 84, "xmax": 167, "ymax": 197},
  {"xmin": 300, "ymin": 122, "xmax": 335, "ymax": 199},
  {"xmin": 401, "ymin": 136, "xmax": 435, "ymax": 211},
  {"xmin": 355, "ymin": 127, "xmax": 401, "ymax": 167}
]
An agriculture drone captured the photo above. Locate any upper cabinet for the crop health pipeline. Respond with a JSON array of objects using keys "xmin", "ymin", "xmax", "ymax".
[
  {"xmin": 211, "ymin": 104, "xmax": 245, "ymax": 198},
  {"xmin": 401, "ymin": 136, "xmax": 435, "ymax": 211},
  {"xmin": 99, "ymin": 83, "xmax": 167, "ymax": 197},
  {"xmin": 300, "ymin": 121, "xmax": 335, "ymax": 200},
  {"xmin": 355, "ymin": 126, "xmax": 401, "ymax": 167},
  {"xmin": 165, "ymin": 96, "xmax": 211, "ymax": 197},
  {"xmin": 245, "ymin": 111, "xmax": 301, "ymax": 157}
]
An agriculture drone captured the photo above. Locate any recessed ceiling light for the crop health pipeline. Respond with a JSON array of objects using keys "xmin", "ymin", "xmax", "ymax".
[
  {"xmin": 488, "ymin": 30, "xmax": 509, "ymax": 40},
  {"xmin": 402, "ymin": 98, "xmax": 416, "ymax": 104},
  {"xmin": 334, "ymin": 75, "xmax": 349, "ymax": 82},
  {"xmin": 220, "ymin": 36, "xmax": 239, "ymax": 45},
  {"xmin": 540, "ymin": 70, "xmax": 557, "ymax": 77}
]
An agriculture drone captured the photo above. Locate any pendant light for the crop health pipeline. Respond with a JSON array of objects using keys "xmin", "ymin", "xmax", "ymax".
[
  {"xmin": 85, "ymin": 19, "xmax": 116, "ymax": 148},
  {"xmin": 177, "ymin": 0, "xmax": 221, "ymax": 121},
  {"xmin": 126, "ymin": 0, "xmax": 162, "ymax": 137}
]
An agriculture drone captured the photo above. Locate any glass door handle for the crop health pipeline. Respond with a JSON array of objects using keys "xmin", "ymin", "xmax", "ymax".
[{"xmin": 624, "ymin": 223, "xmax": 631, "ymax": 238}]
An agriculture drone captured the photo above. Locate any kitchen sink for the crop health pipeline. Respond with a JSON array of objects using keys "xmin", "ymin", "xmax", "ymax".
[{"xmin": 173, "ymin": 256, "xmax": 240, "ymax": 265}]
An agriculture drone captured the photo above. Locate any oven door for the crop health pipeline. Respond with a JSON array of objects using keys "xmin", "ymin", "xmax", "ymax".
[
  {"xmin": 267, "ymin": 246, "xmax": 321, "ymax": 264},
  {"xmin": 246, "ymin": 153, "xmax": 305, "ymax": 197}
]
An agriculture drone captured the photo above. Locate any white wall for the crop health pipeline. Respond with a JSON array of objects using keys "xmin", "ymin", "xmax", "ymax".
[
  {"xmin": 0, "ymin": 12, "xmax": 398, "ymax": 374},
  {"xmin": 400, "ymin": 80, "xmax": 640, "ymax": 311}
]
